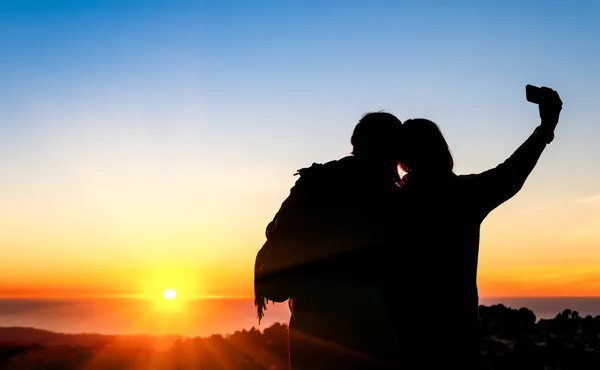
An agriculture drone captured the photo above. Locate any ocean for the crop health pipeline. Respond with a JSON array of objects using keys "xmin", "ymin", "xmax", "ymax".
[
  {"xmin": 0, "ymin": 297, "xmax": 599, "ymax": 338},
  {"xmin": 0, "ymin": 297, "xmax": 290, "ymax": 337}
]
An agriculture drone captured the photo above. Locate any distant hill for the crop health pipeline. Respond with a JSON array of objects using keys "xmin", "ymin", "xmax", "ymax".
[
  {"xmin": 0, "ymin": 327, "xmax": 61, "ymax": 344},
  {"xmin": 0, "ymin": 326, "xmax": 181, "ymax": 349},
  {"xmin": 0, "ymin": 305, "xmax": 599, "ymax": 369}
]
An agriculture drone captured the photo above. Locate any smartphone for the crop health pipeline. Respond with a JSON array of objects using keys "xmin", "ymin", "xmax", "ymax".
[{"xmin": 526, "ymin": 84, "xmax": 541, "ymax": 104}]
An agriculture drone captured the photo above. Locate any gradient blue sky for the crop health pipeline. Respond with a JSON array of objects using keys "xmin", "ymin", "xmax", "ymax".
[{"xmin": 1, "ymin": 0, "xmax": 600, "ymax": 298}]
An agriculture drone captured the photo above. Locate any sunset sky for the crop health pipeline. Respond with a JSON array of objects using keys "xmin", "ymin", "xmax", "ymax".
[{"xmin": 1, "ymin": 0, "xmax": 600, "ymax": 300}]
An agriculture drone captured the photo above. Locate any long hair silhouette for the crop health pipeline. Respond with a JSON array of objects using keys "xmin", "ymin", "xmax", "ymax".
[{"xmin": 398, "ymin": 118, "xmax": 454, "ymax": 176}]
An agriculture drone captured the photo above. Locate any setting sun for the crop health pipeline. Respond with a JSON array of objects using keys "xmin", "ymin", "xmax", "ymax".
[{"xmin": 163, "ymin": 289, "xmax": 177, "ymax": 300}]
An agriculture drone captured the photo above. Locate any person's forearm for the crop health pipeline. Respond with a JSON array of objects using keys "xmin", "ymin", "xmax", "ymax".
[
  {"xmin": 505, "ymin": 125, "xmax": 551, "ymax": 174},
  {"xmin": 470, "ymin": 124, "xmax": 554, "ymax": 217},
  {"xmin": 490, "ymin": 125, "xmax": 551, "ymax": 200}
]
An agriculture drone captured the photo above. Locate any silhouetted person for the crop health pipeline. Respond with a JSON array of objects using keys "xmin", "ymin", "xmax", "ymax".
[
  {"xmin": 393, "ymin": 87, "xmax": 563, "ymax": 368},
  {"xmin": 255, "ymin": 112, "xmax": 403, "ymax": 370}
]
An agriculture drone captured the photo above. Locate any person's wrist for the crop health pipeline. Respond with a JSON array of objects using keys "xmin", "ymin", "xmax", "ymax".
[
  {"xmin": 540, "ymin": 118, "xmax": 558, "ymax": 129},
  {"xmin": 535, "ymin": 125, "xmax": 554, "ymax": 144}
]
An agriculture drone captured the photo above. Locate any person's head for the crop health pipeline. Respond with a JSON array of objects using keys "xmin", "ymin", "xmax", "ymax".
[
  {"xmin": 351, "ymin": 111, "xmax": 403, "ymax": 167},
  {"xmin": 398, "ymin": 118, "xmax": 454, "ymax": 175}
]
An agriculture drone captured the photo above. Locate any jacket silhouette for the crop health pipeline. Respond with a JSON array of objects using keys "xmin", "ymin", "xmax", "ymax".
[
  {"xmin": 255, "ymin": 112, "xmax": 404, "ymax": 370},
  {"xmin": 395, "ymin": 121, "xmax": 558, "ymax": 368},
  {"xmin": 267, "ymin": 156, "xmax": 401, "ymax": 370}
]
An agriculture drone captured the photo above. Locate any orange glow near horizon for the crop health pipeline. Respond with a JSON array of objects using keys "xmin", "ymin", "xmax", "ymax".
[
  {"xmin": 1, "ymin": 149, "xmax": 600, "ymax": 300},
  {"xmin": 2, "ymin": 258, "xmax": 600, "ymax": 300},
  {"xmin": 2, "ymin": 217, "xmax": 600, "ymax": 300}
]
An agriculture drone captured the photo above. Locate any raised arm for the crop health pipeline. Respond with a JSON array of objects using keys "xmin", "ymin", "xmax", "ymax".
[{"xmin": 465, "ymin": 87, "xmax": 563, "ymax": 219}]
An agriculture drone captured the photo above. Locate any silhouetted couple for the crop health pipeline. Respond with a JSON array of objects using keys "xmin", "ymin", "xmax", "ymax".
[{"xmin": 255, "ymin": 86, "xmax": 563, "ymax": 369}]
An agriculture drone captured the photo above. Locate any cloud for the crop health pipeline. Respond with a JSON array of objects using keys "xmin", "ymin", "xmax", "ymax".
[
  {"xmin": 573, "ymin": 194, "xmax": 600, "ymax": 204},
  {"xmin": 519, "ymin": 204, "xmax": 555, "ymax": 215},
  {"xmin": 567, "ymin": 218, "xmax": 600, "ymax": 241},
  {"xmin": 520, "ymin": 193, "xmax": 600, "ymax": 214}
]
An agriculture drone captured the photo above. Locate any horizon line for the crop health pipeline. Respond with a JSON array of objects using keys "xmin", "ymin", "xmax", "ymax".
[
  {"xmin": 0, "ymin": 294, "xmax": 255, "ymax": 300},
  {"xmin": 1, "ymin": 295, "xmax": 600, "ymax": 300}
]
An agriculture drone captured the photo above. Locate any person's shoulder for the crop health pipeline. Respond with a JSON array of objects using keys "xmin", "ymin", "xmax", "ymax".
[
  {"xmin": 295, "ymin": 156, "xmax": 355, "ymax": 179},
  {"xmin": 295, "ymin": 162, "xmax": 325, "ymax": 178},
  {"xmin": 456, "ymin": 173, "xmax": 479, "ymax": 185},
  {"xmin": 453, "ymin": 173, "xmax": 482, "ymax": 198},
  {"xmin": 292, "ymin": 156, "xmax": 356, "ymax": 196},
  {"xmin": 457, "ymin": 173, "xmax": 476, "ymax": 180},
  {"xmin": 321, "ymin": 155, "xmax": 356, "ymax": 172}
]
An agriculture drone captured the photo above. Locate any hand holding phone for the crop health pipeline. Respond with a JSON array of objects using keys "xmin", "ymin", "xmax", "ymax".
[{"xmin": 526, "ymin": 84, "xmax": 563, "ymax": 132}]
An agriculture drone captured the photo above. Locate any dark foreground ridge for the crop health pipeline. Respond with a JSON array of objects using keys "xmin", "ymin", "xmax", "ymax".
[{"xmin": 1, "ymin": 304, "xmax": 599, "ymax": 369}]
